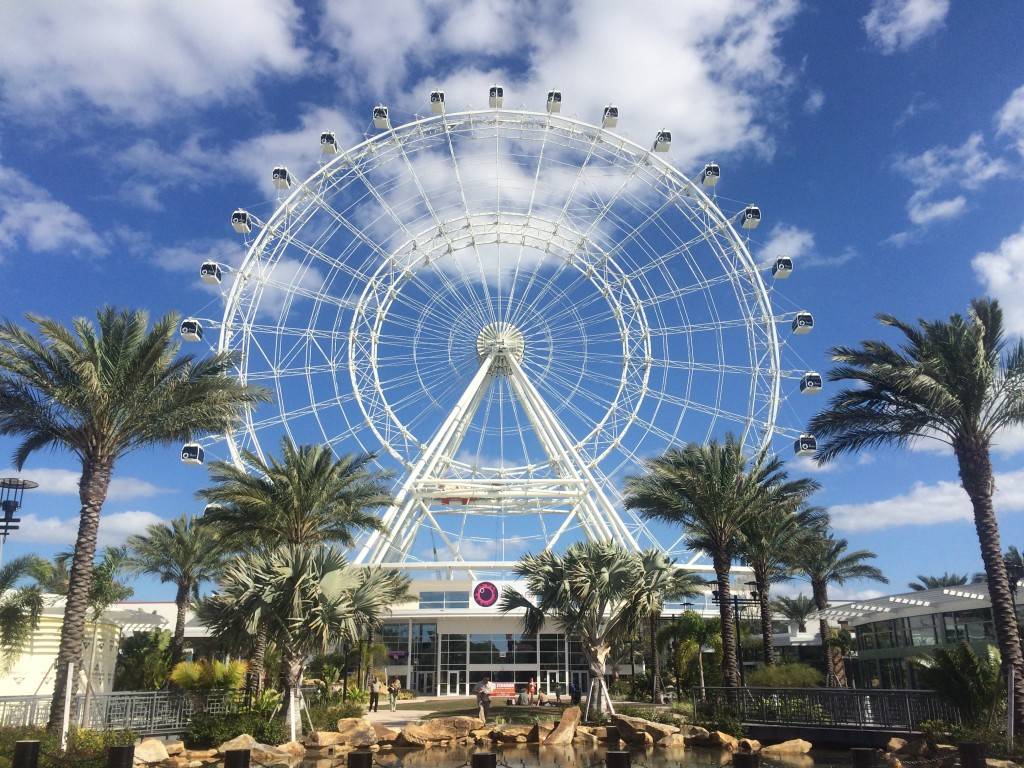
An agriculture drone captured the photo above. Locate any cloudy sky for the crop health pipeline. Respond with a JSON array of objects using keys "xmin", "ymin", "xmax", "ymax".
[{"xmin": 1, "ymin": 0, "xmax": 1023, "ymax": 601}]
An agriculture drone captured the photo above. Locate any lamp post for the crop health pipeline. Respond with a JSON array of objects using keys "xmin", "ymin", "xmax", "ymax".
[
  {"xmin": 713, "ymin": 586, "xmax": 760, "ymax": 687},
  {"xmin": 0, "ymin": 478, "xmax": 37, "ymax": 566}
]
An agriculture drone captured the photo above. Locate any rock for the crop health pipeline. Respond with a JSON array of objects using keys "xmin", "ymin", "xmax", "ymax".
[
  {"xmin": 216, "ymin": 734, "xmax": 292, "ymax": 764},
  {"xmin": 679, "ymin": 724, "xmax": 710, "ymax": 744},
  {"xmin": 218, "ymin": 734, "xmax": 257, "ymax": 753},
  {"xmin": 761, "ymin": 739, "xmax": 813, "ymax": 756},
  {"xmin": 162, "ymin": 758, "xmax": 188, "ymax": 768},
  {"xmin": 545, "ymin": 705, "xmax": 582, "ymax": 746},
  {"xmin": 934, "ymin": 745, "xmax": 958, "ymax": 758},
  {"xmin": 336, "ymin": 717, "xmax": 378, "ymax": 747},
  {"xmin": 135, "ymin": 738, "xmax": 170, "ymax": 764},
  {"xmin": 639, "ymin": 732, "xmax": 655, "ymax": 748},
  {"xmin": 612, "ymin": 714, "xmax": 679, "ymax": 745},
  {"xmin": 276, "ymin": 741, "xmax": 306, "ymax": 757},
  {"xmin": 985, "ymin": 761, "xmax": 1020, "ymax": 768},
  {"xmin": 576, "ymin": 725, "xmax": 593, "ymax": 735},
  {"xmin": 306, "ymin": 731, "xmax": 345, "ymax": 747},
  {"xmin": 165, "ymin": 740, "xmax": 185, "ymax": 756},
  {"xmin": 605, "ymin": 725, "xmax": 621, "ymax": 743},
  {"xmin": 882, "ymin": 755, "xmax": 903, "ymax": 768},
  {"xmin": 709, "ymin": 731, "xmax": 740, "ymax": 752},
  {"xmin": 896, "ymin": 739, "xmax": 929, "ymax": 757},
  {"xmin": 739, "ymin": 738, "xmax": 761, "ymax": 752},
  {"xmin": 399, "ymin": 716, "xmax": 484, "ymax": 747},
  {"xmin": 528, "ymin": 723, "xmax": 555, "ymax": 743},
  {"xmin": 574, "ymin": 731, "xmax": 600, "ymax": 747},
  {"xmin": 372, "ymin": 724, "xmax": 402, "ymax": 743},
  {"xmin": 886, "ymin": 738, "xmax": 908, "ymax": 753},
  {"xmin": 494, "ymin": 724, "xmax": 533, "ymax": 742},
  {"xmin": 182, "ymin": 749, "xmax": 217, "ymax": 760},
  {"xmin": 658, "ymin": 733, "xmax": 687, "ymax": 748}
]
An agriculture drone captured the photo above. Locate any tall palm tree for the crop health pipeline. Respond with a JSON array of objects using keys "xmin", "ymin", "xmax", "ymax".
[
  {"xmin": 127, "ymin": 515, "xmax": 225, "ymax": 665},
  {"xmin": 809, "ymin": 298, "xmax": 1024, "ymax": 719},
  {"xmin": 0, "ymin": 307, "xmax": 267, "ymax": 727},
  {"xmin": 199, "ymin": 439, "xmax": 390, "ymax": 689},
  {"xmin": 657, "ymin": 611, "xmax": 720, "ymax": 700},
  {"xmin": 0, "ymin": 555, "xmax": 49, "ymax": 668},
  {"xmin": 739, "ymin": 503, "xmax": 825, "ymax": 665},
  {"xmin": 636, "ymin": 549, "xmax": 705, "ymax": 702},
  {"xmin": 771, "ymin": 594, "xmax": 817, "ymax": 633},
  {"xmin": 793, "ymin": 533, "xmax": 886, "ymax": 686},
  {"xmin": 908, "ymin": 572, "xmax": 969, "ymax": 591},
  {"xmin": 498, "ymin": 541, "xmax": 650, "ymax": 717},
  {"xmin": 623, "ymin": 436, "xmax": 814, "ymax": 687}
]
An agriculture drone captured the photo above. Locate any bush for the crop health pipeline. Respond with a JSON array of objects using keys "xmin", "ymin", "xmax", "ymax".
[
  {"xmin": 171, "ymin": 659, "xmax": 248, "ymax": 691},
  {"xmin": 693, "ymin": 704, "xmax": 744, "ymax": 737},
  {"xmin": 0, "ymin": 727, "xmax": 135, "ymax": 768},
  {"xmin": 184, "ymin": 712, "xmax": 287, "ymax": 749},
  {"xmin": 746, "ymin": 663, "xmax": 822, "ymax": 688},
  {"xmin": 671, "ymin": 700, "xmax": 694, "ymax": 720},
  {"xmin": 305, "ymin": 701, "xmax": 365, "ymax": 730},
  {"xmin": 616, "ymin": 705, "xmax": 679, "ymax": 725},
  {"xmin": 398, "ymin": 689, "xmax": 417, "ymax": 700}
]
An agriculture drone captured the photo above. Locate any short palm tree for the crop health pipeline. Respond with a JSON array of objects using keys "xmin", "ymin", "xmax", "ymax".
[
  {"xmin": 0, "ymin": 555, "xmax": 49, "ymax": 668},
  {"xmin": 623, "ymin": 436, "xmax": 814, "ymax": 687},
  {"xmin": 498, "ymin": 541, "xmax": 650, "ymax": 717},
  {"xmin": 908, "ymin": 572, "xmax": 969, "ymax": 591},
  {"xmin": 636, "ymin": 549, "xmax": 705, "ymax": 702},
  {"xmin": 793, "ymin": 533, "xmax": 886, "ymax": 686},
  {"xmin": 199, "ymin": 439, "xmax": 390, "ymax": 689},
  {"xmin": 127, "ymin": 514, "xmax": 225, "ymax": 665},
  {"xmin": 809, "ymin": 298, "xmax": 1024, "ymax": 718},
  {"xmin": 657, "ymin": 610, "xmax": 720, "ymax": 700},
  {"xmin": 738, "ymin": 502, "xmax": 825, "ymax": 665},
  {"xmin": 911, "ymin": 642, "xmax": 1001, "ymax": 726},
  {"xmin": 0, "ymin": 307, "xmax": 267, "ymax": 727},
  {"xmin": 771, "ymin": 594, "xmax": 817, "ymax": 633}
]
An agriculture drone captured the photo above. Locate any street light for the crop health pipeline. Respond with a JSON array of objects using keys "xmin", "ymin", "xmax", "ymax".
[
  {"xmin": 712, "ymin": 586, "xmax": 760, "ymax": 686},
  {"xmin": 0, "ymin": 477, "xmax": 38, "ymax": 566}
]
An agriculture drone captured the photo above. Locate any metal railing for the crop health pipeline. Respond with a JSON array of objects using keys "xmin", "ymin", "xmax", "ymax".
[{"xmin": 693, "ymin": 686, "xmax": 960, "ymax": 732}]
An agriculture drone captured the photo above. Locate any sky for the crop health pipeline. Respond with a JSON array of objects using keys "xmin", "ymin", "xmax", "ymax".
[{"xmin": 1, "ymin": 0, "xmax": 1023, "ymax": 603}]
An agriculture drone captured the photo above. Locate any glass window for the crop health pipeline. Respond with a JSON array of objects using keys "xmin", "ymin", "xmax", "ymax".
[
  {"xmin": 419, "ymin": 592, "xmax": 444, "ymax": 609},
  {"xmin": 908, "ymin": 614, "xmax": 936, "ymax": 647},
  {"xmin": 381, "ymin": 623, "xmax": 409, "ymax": 663}
]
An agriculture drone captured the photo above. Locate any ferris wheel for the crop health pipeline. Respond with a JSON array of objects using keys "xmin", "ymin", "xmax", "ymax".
[{"xmin": 180, "ymin": 88, "xmax": 819, "ymax": 573}]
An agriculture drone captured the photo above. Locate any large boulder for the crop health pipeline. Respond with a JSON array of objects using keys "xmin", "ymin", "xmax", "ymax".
[
  {"xmin": 678, "ymin": 724, "xmax": 711, "ymax": 745},
  {"xmin": 372, "ymin": 724, "xmax": 402, "ymax": 743},
  {"xmin": 575, "ymin": 731, "xmax": 600, "ymax": 747},
  {"xmin": 545, "ymin": 705, "xmax": 582, "ymax": 746},
  {"xmin": 886, "ymin": 738, "xmax": 908, "ymax": 753},
  {"xmin": 306, "ymin": 731, "xmax": 345, "ymax": 747},
  {"xmin": 528, "ymin": 722, "xmax": 555, "ymax": 743},
  {"xmin": 134, "ymin": 738, "xmax": 170, "ymax": 764},
  {"xmin": 399, "ymin": 716, "xmax": 484, "ymax": 747},
  {"xmin": 612, "ymin": 714, "xmax": 679, "ymax": 745},
  {"xmin": 276, "ymin": 741, "xmax": 306, "ymax": 757},
  {"xmin": 658, "ymin": 733, "xmax": 687, "ymax": 748},
  {"xmin": 761, "ymin": 739, "xmax": 812, "ymax": 756},
  {"xmin": 216, "ymin": 734, "xmax": 293, "ymax": 763},
  {"xmin": 164, "ymin": 740, "xmax": 185, "ymax": 756},
  {"xmin": 336, "ymin": 717, "xmax": 378, "ymax": 747},
  {"xmin": 493, "ymin": 724, "xmax": 533, "ymax": 743},
  {"xmin": 739, "ymin": 738, "xmax": 761, "ymax": 753},
  {"xmin": 709, "ymin": 731, "xmax": 740, "ymax": 752},
  {"xmin": 896, "ymin": 739, "xmax": 930, "ymax": 757}
]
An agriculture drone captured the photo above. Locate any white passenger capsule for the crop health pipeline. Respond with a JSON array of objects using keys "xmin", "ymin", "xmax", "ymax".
[
  {"xmin": 272, "ymin": 166, "xmax": 291, "ymax": 190},
  {"xmin": 602, "ymin": 105, "xmax": 618, "ymax": 128},
  {"xmin": 772, "ymin": 256, "xmax": 793, "ymax": 279},
  {"xmin": 180, "ymin": 443, "xmax": 205, "ymax": 465},
  {"xmin": 700, "ymin": 163, "xmax": 720, "ymax": 187},
  {"xmin": 794, "ymin": 434, "xmax": 817, "ymax": 457},
  {"xmin": 199, "ymin": 262, "xmax": 222, "ymax": 285},
  {"xmin": 653, "ymin": 130, "xmax": 671, "ymax": 152},
  {"xmin": 320, "ymin": 131, "xmax": 339, "ymax": 154},
  {"xmin": 800, "ymin": 372, "xmax": 823, "ymax": 395},
  {"xmin": 373, "ymin": 105, "xmax": 390, "ymax": 130},
  {"xmin": 489, "ymin": 85, "xmax": 504, "ymax": 108},
  {"xmin": 430, "ymin": 90, "xmax": 445, "ymax": 114},
  {"xmin": 792, "ymin": 311, "xmax": 814, "ymax": 335},
  {"xmin": 742, "ymin": 205, "xmax": 761, "ymax": 229},
  {"xmin": 179, "ymin": 318, "xmax": 203, "ymax": 342},
  {"xmin": 546, "ymin": 90, "xmax": 562, "ymax": 113}
]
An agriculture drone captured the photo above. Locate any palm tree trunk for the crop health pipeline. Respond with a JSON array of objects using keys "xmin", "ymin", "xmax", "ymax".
[
  {"xmin": 47, "ymin": 457, "xmax": 112, "ymax": 729},
  {"xmin": 649, "ymin": 614, "xmax": 660, "ymax": 703},
  {"xmin": 249, "ymin": 622, "xmax": 268, "ymax": 694},
  {"xmin": 714, "ymin": 555, "xmax": 740, "ymax": 688},
  {"xmin": 755, "ymin": 572, "xmax": 775, "ymax": 666},
  {"xmin": 697, "ymin": 648, "xmax": 706, "ymax": 700},
  {"xmin": 956, "ymin": 439, "xmax": 1024, "ymax": 733},
  {"xmin": 811, "ymin": 579, "xmax": 837, "ymax": 686},
  {"xmin": 170, "ymin": 580, "xmax": 190, "ymax": 667}
]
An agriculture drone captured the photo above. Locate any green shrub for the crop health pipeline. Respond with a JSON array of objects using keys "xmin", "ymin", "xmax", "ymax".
[
  {"xmin": 305, "ymin": 701, "xmax": 365, "ymax": 730},
  {"xmin": 671, "ymin": 700, "xmax": 694, "ymax": 720},
  {"xmin": 344, "ymin": 685, "xmax": 369, "ymax": 704},
  {"xmin": 746, "ymin": 663, "xmax": 822, "ymax": 688},
  {"xmin": 616, "ymin": 705, "xmax": 679, "ymax": 725},
  {"xmin": 0, "ymin": 727, "xmax": 135, "ymax": 768},
  {"xmin": 170, "ymin": 658, "xmax": 248, "ymax": 691},
  {"xmin": 184, "ymin": 712, "xmax": 287, "ymax": 749},
  {"xmin": 693, "ymin": 704, "xmax": 744, "ymax": 737},
  {"xmin": 397, "ymin": 689, "xmax": 417, "ymax": 700}
]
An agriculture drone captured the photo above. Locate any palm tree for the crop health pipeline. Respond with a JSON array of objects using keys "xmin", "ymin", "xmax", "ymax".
[
  {"xmin": 911, "ymin": 642, "xmax": 1001, "ymax": 726},
  {"xmin": 202, "ymin": 545, "xmax": 408, "ymax": 722},
  {"xmin": 657, "ymin": 611, "xmax": 720, "ymax": 700},
  {"xmin": 772, "ymin": 594, "xmax": 817, "ymax": 633},
  {"xmin": 809, "ymin": 298, "xmax": 1024, "ymax": 719},
  {"xmin": 908, "ymin": 572, "xmax": 970, "ymax": 591},
  {"xmin": 793, "ymin": 533, "xmax": 887, "ymax": 686},
  {"xmin": 498, "ymin": 541, "xmax": 650, "ymax": 717},
  {"xmin": 635, "ymin": 549, "xmax": 705, "ymax": 702},
  {"xmin": 127, "ymin": 515, "xmax": 225, "ymax": 665},
  {"xmin": 199, "ymin": 439, "xmax": 390, "ymax": 690},
  {"xmin": 0, "ymin": 555, "xmax": 49, "ymax": 668},
  {"xmin": 0, "ymin": 307, "xmax": 267, "ymax": 727},
  {"xmin": 738, "ymin": 503, "xmax": 825, "ymax": 665},
  {"xmin": 623, "ymin": 436, "xmax": 814, "ymax": 687}
]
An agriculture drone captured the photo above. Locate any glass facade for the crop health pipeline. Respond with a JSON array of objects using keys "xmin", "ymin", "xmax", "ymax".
[
  {"xmin": 381, "ymin": 623, "xmax": 409, "ymax": 664},
  {"xmin": 468, "ymin": 633, "xmax": 537, "ymax": 665},
  {"xmin": 418, "ymin": 591, "xmax": 470, "ymax": 610}
]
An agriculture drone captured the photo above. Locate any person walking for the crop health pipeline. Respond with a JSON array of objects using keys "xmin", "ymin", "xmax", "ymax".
[
  {"xmin": 569, "ymin": 680, "xmax": 581, "ymax": 706},
  {"xmin": 388, "ymin": 678, "xmax": 401, "ymax": 712},
  {"xmin": 369, "ymin": 678, "xmax": 383, "ymax": 712},
  {"xmin": 476, "ymin": 677, "xmax": 494, "ymax": 722}
]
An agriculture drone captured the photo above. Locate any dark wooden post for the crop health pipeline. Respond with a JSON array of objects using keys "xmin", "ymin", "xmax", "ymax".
[
  {"xmin": 348, "ymin": 750, "xmax": 374, "ymax": 768},
  {"xmin": 472, "ymin": 753, "xmax": 498, "ymax": 768},
  {"xmin": 12, "ymin": 741, "xmax": 40, "ymax": 768},
  {"xmin": 105, "ymin": 745, "xmax": 134, "ymax": 768},
  {"xmin": 606, "ymin": 750, "xmax": 631, "ymax": 768},
  {"xmin": 733, "ymin": 752, "xmax": 760, "ymax": 768},
  {"xmin": 957, "ymin": 742, "xmax": 986, "ymax": 768},
  {"xmin": 224, "ymin": 748, "xmax": 252, "ymax": 768},
  {"xmin": 850, "ymin": 747, "xmax": 877, "ymax": 768}
]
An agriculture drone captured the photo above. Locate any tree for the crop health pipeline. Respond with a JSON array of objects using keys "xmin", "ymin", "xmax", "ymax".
[
  {"xmin": 772, "ymin": 594, "xmax": 817, "ymax": 633},
  {"xmin": 635, "ymin": 549, "xmax": 705, "ymax": 703},
  {"xmin": 738, "ymin": 503, "xmax": 825, "ymax": 665},
  {"xmin": 623, "ymin": 436, "xmax": 814, "ymax": 687},
  {"xmin": 908, "ymin": 572, "xmax": 970, "ymax": 591},
  {"xmin": 114, "ymin": 630, "xmax": 172, "ymax": 691},
  {"xmin": 657, "ymin": 611, "xmax": 720, "ymax": 700},
  {"xmin": 0, "ymin": 555, "xmax": 49, "ymax": 668},
  {"xmin": 201, "ymin": 545, "xmax": 408, "ymax": 724},
  {"xmin": 498, "ymin": 541, "xmax": 651, "ymax": 717},
  {"xmin": 199, "ymin": 439, "xmax": 390, "ymax": 690},
  {"xmin": 127, "ymin": 514, "xmax": 224, "ymax": 665},
  {"xmin": 911, "ymin": 642, "xmax": 1001, "ymax": 726},
  {"xmin": 793, "ymin": 533, "xmax": 886, "ymax": 686},
  {"xmin": 0, "ymin": 307, "xmax": 267, "ymax": 727},
  {"xmin": 809, "ymin": 298, "xmax": 1024, "ymax": 721}
]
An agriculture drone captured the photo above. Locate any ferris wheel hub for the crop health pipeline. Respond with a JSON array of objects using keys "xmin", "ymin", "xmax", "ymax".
[{"xmin": 476, "ymin": 322, "xmax": 525, "ymax": 375}]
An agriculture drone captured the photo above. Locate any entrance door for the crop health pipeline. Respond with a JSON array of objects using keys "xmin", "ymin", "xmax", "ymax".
[
  {"xmin": 543, "ymin": 670, "xmax": 563, "ymax": 695},
  {"xmin": 447, "ymin": 670, "xmax": 464, "ymax": 696},
  {"xmin": 415, "ymin": 671, "xmax": 435, "ymax": 695},
  {"xmin": 570, "ymin": 670, "xmax": 588, "ymax": 699}
]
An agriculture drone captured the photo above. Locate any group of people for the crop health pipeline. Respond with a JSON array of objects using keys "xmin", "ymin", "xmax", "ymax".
[
  {"xmin": 367, "ymin": 677, "xmax": 403, "ymax": 712},
  {"xmin": 474, "ymin": 677, "xmax": 583, "ymax": 721}
]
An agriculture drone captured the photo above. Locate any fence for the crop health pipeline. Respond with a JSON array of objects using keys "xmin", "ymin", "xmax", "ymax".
[{"xmin": 694, "ymin": 686, "xmax": 960, "ymax": 733}]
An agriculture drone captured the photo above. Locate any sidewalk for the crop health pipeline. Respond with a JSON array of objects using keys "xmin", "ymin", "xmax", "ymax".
[{"xmin": 362, "ymin": 707, "xmax": 437, "ymax": 728}]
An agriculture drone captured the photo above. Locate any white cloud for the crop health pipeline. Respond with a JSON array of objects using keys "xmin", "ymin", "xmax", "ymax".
[
  {"xmin": 831, "ymin": 467, "xmax": 1024, "ymax": 532},
  {"xmin": 996, "ymin": 84, "xmax": 1024, "ymax": 158},
  {"xmin": 863, "ymin": 0, "xmax": 950, "ymax": 54},
  {"xmin": 757, "ymin": 223, "xmax": 856, "ymax": 269},
  {"xmin": 16, "ymin": 510, "xmax": 165, "ymax": 547},
  {"xmin": 803, "ymin": 89, "xmax": 825, "ymax": 115},
  {"xmin": 906, "ymin": 193, "xmax": 966, "ymax": 225},
  {"xmin": 0, "ymin": 1, "xmax": 308, "ymax": 121},
  {"xmin": 0, "ymin": 166, "xmax": 106, "ymax": 259},
  {"xmin": 0, "ymin": 467, "xmax": 167, "ymax": 501},
  {"xmin": 973, "ymin": 224, "xmax": 1024, "ymax": 336},
  {"xmin": 791, "ymin": 455, "xmax": 838, "ymax": 474}
]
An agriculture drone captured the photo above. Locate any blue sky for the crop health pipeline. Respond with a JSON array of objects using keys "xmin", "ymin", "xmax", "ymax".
[{"xmin": 1, "ymin": 0, "xmax": 1023, "ymax": 602}]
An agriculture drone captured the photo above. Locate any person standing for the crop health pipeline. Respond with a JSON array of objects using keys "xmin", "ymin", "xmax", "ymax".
[
  {"xmin": 476, "ymin": 677, "xmax": 494, "ymax": 722},
  {"xmin": 527, "ymin": 677, "xmax": 538, "ymax": 705},
  {"xmin": 388, "ymin": 677, "xmax": 401, "ymax": 712},
  {"xmin": 569, "ymin": 680, "xmax": 581, "ymax": 706},
  {"xmin": 369, "ymin": 678, "xmax": 382, "ymax": 712}
]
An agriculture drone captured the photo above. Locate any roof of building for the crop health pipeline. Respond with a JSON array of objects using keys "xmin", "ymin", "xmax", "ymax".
[{"xmin": 810, "ymin": 583, "xmax": 995, "ymax": 625}]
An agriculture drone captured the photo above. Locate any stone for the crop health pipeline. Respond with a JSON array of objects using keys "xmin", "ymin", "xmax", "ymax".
[
  {"xmin": 373, "ymin": 724, "xmax": 402, "ymax": 743},
  {"xmin": 986, "ymin": 761, "xmax": 1020, "ymax": 768},
  {"xmin": 761, "ymin": 739, "xmax": 813, "ymax": 756},
  {"xmin": 612, "ymin": 714, "xmax": 679, "ymax": 745},
  {"xmin": 528, "ymin": 723, "xmax": 555, "ymax": 743},
  {"xmin": 574, "ymin": 731, "xmax": 600, "ymax": 747},
  {"xmin": 276, "ymin": 741, "xmax": 306, "ymax": 757},
  {"xmin": 709, "ymin": 731, "xmax": 740, "ymax": 752},
  {"xmin": 896, "ymin": 739, "xmax": 929, "ymax": 757},
  {"xmin": 135, "ymin": 738, "xmax": 170, "ymax": 764},
  {"xmin": 182, "ymin": 749, "xmax": 216, "ymax": 760},
  {"xmin": 639, "ymin": 732, "xmax": 655, "ymax": 748},
  {"xmin": 217, "ymin": 734, "xmax": 257, "ymax": 753},
  {"xmin": 605, "ymin": 725, "xmax": 621, "ymax": 743},
  {"xmin": 882, "ymin": 755, "xmax": 903, "ymax": 768},
  {"xmin": 306, "ymin": 731, "xmax": 345, "ymax": 747},
  {"xmin": 658, "ymin": 733, "xmax": 687, "ymax": 748},
  {"xmin": 934, "ymin": 745, "xmax": 958, "ymax": 758},
  {"xmin": 545, "ymin": 706, "xmax": 582, "ymax": 746},
  {"xmin": 165, "ymin": 741, "xmax": 185, "ymax": 756},
  {"xmin": 162, "ymin": 758, "xmax": 188, "ymax": 768},
  {"xmin": 886, "ymin": 738, "xmax": 908, "ymax": 753},
  {"xmin": 399, "ymin": 716, "xmax": 484, "ymax": 747},
  {"xmin": 679, "ymin": 724, "xmax": 711, "ymax": 744},
  {"xmin": 494, "ymin": 724, "xmax": 533, "ymax": 742},
  {"xmin": 739, "ymin": 738, "xmax": 761, "ymax": 752},
  {"xmin": 336, "ymin": 717, "xmax": 378, "ymax": 747}
]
